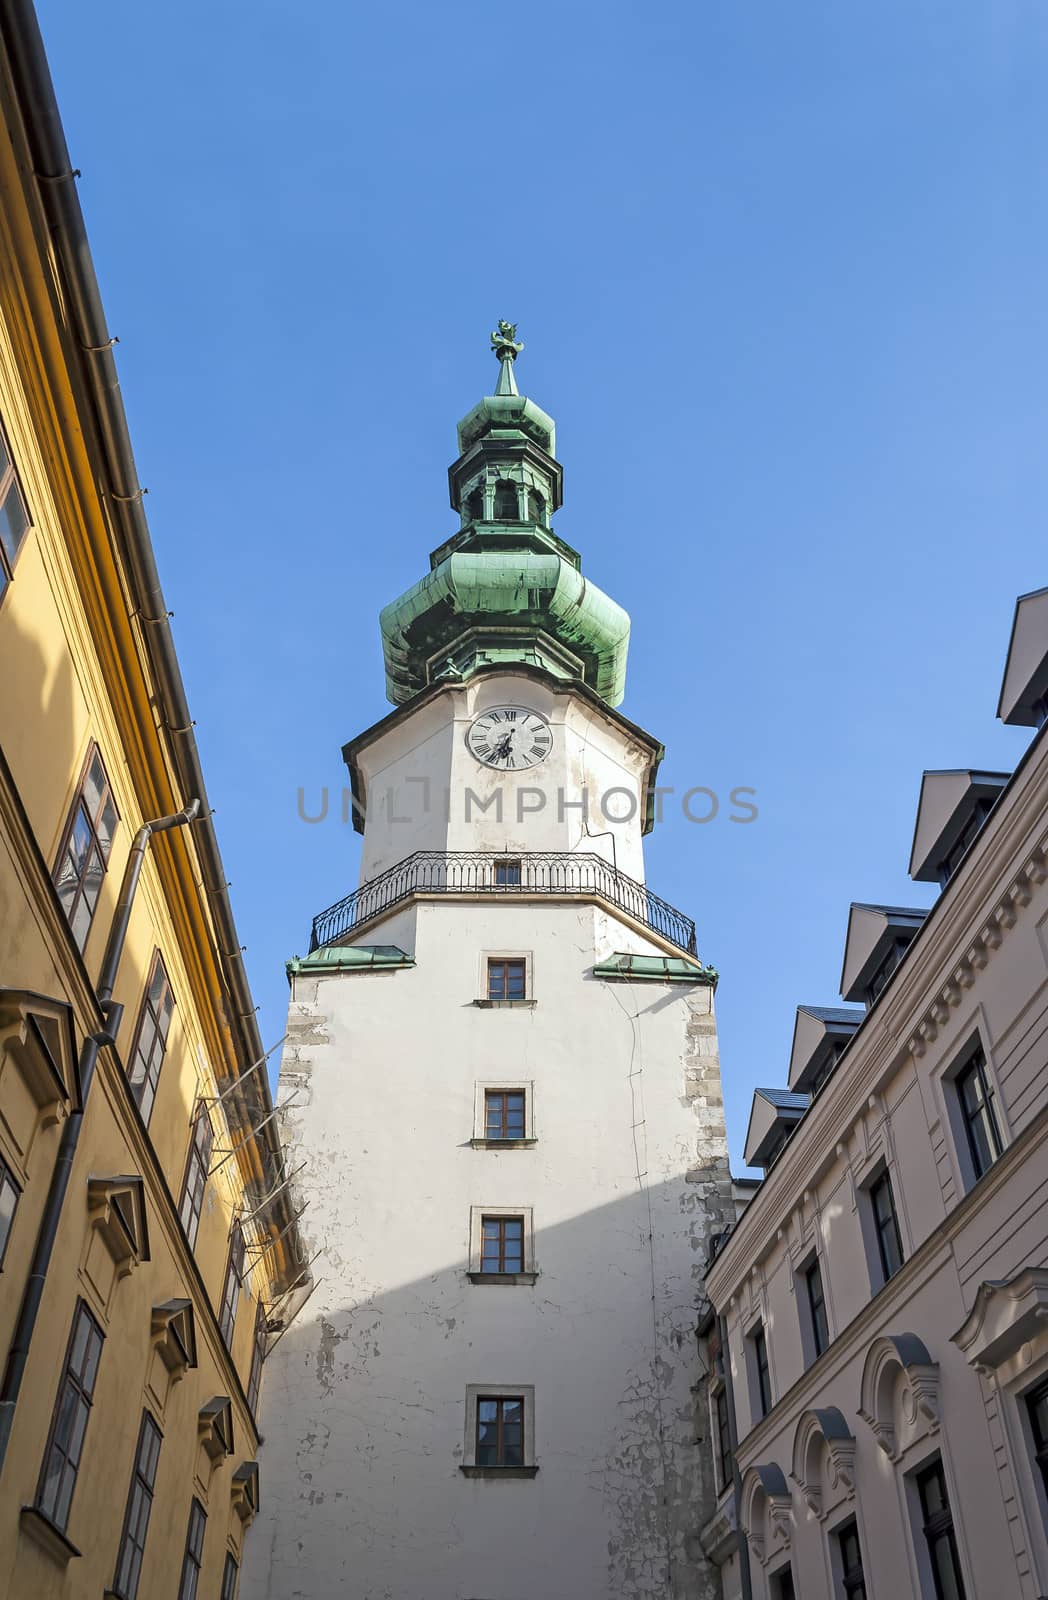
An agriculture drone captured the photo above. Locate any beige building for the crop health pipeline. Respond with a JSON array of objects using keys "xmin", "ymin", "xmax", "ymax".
[
  {"xmin": 0, "ymin": 5, "xmax": 308, "ymax": 1598},
  {"xmin": 702, "ymin": 586, "xmax": 1048, "ymax": 1600}
]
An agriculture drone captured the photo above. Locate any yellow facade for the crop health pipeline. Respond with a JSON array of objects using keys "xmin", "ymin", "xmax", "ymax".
[{"xmin": 0, "ymin": 10, "xmax": 307, "ymax": 1598}]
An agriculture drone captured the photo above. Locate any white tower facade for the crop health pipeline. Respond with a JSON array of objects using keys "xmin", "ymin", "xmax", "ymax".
[{"xmin": 244, "ymin": 333, "xmax": 734, "ymax": 1600}]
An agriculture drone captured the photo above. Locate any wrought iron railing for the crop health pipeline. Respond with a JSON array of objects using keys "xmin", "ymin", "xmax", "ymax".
[{"xmin": 309, "ymin": 850, "xmax": 697, "ymax": 956}]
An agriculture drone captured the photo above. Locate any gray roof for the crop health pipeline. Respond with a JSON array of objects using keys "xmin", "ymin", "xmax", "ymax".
[
  {"xmin": 850, "ymin": 903, "xmax": 928, "ymax": 920},
  {"xmin": 797, "ymin": 1005, "xmax": 865, "ymax": 1027},
  {"xmin": 754, "ymin": 1087, "xmax": 810, "ymax": 1112}
]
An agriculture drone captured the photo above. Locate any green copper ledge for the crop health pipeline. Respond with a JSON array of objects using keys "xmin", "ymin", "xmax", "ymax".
[
  {"xmin": 287, "ymin": 945, "xmax": 415, "ymax": 978},
  {"xmin": 592, "ymin": 953, "xmax": 719, "ymax": 987},
  {"xmin": 380, "ymin": 551, "xmax": 630, "ymax": 707}
]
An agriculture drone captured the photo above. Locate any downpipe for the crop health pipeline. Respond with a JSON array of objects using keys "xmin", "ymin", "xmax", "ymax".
[{"xmin": 0, "ymin": 801, "xmax": 199, "ymax": 1471}]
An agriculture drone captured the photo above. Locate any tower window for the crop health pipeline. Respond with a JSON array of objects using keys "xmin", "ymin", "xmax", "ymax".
[
  {"xmin": 494, "ymin": 858, "xmax": 522, "ymax": 886},
  {"xmin": 466, "ymin": 487, "xmax": 484, "ymax": 521},
  {"xmin": 480, "ymin": 1215, "xmax": 524, "ymax": 1274},
  {"xmin": 476, "ymin": 1396, "xmax": 524, "ymax": 1466},
  {"xmin": 485, "ymin": 1088, "xmax": 526, "ymax": 1139},
  {"xmin": 487, "ymin": 958, "xmax": 526, "ymax": 1000},
  {"xmin": 527, "ymin": 488, "xmax": 545, "ymax": 523},
  {"xmin": 493, "ymin": 480, "xmax": 518, "ymax": 520}
]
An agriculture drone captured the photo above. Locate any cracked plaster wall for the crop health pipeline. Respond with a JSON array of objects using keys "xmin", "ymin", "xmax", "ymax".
[{"xmin": 244, "ymin": 896, "xmax": 733, "ymax": 1600}]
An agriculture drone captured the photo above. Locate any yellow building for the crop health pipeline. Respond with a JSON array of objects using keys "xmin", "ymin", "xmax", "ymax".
[{"xmin": 0, "ymin": 6, "xmax": 309, "ymax": 1597}]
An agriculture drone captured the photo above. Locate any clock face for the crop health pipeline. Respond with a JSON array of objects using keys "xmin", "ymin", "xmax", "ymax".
[{"xmin": 466, "ymin": 707, "xmax": 553, "ymax": 770}]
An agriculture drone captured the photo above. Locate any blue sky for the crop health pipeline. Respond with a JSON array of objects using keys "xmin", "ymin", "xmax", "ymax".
[{"xmin": 40, "ymin": 0, "xmax": 1047, "ymax": 1168}]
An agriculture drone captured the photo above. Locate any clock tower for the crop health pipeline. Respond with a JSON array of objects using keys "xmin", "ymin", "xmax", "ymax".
[{"xmin": 244, "ymin": 330, "xmax": 736, "ymax": 1600}]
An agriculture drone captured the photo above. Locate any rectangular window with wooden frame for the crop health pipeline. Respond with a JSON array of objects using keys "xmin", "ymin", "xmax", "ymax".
[
  {"xmin": 53, "ymin": 745, "xmax": 119, "ymax": 953},
  {"xmin": 219, "ymin": 1223, "xmax": 245, "ymax": 1346},
  {"xmin": 177, "ymin": 1497, "xmax": 207, "ymax": 1600},
  {"xmin": 493, "ymin": 858, "xmax": 522, "ymax": 886},
  {"xmin": 487, "ymin": 957, "xmax": 526, "ymax": 1000},
  {"xmin": 127, "ymin": 953, "xmax": 175, "ymax": 1124},
  {"xmin": 179, "ymin": 1105, "xmax": 214, "ymax": 1250},
  {"xmin": 36, "ymin": 1298, "xmax": 104, "ymax": 1533},
  {"xmin": 0, "ymin": 1152, "xmax": 20, "ymax": 1269},
  {"xmin": 484, "ymin": 1087, "xmax": 526, "ymax": 1140},
  {"xmin": 0, "ymin": 423, "xmax": 30, "ymax": 596},
  {"xmin": 111, "ymin": 1410, "xmax": 162, "ymax": 1600},
  {"xmin": 480, "ymin": 1215, "xmax": 524, "ymax": 1274},
  {"xmin": 476, "ymin": 1396, "xmax": 525, "ymax": 1467}
]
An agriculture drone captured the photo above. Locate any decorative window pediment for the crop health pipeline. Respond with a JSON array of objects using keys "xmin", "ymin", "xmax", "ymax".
[
  {"xmin": 86, "ymin": 1175, "xmax": 149, "ymax": 1275},
  {"xmin": 790, "ymin": 1406, "xmax": 856, "ymax": 1519},
  {"xmin": 857, "ymin": 1333, "xmax": 939, "ymax": 1461},
  {"xmin": 739, "ymin": 1462, "xmax": 792, "ymax": 1564},
  {"xmin": 0, "ymin": 990, "xmax": 79, "ymax": 1134},
  {"xmin": 231, "ymin": 1460, "xmax": 260, "ymax": 1524},
  {"xmin": 951, "ymin": 1269, "xmax": 1048, "ymax": 1375},
  {"xmin": 151, "ymin": 1298, "xmax": 197, "ymax": 1379},
  {"xmin": 198, "ymin": 1396, "xmax": 234, "ymax": 1462}
]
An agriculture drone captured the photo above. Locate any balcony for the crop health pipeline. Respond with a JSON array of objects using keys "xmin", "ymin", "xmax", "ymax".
[{"xmin": 309, "ymin": 851, "xmax": 698, "ymax": 957}]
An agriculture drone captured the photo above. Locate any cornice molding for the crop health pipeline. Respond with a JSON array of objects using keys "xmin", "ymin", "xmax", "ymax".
[{"xmin": 708, "ymin": 737, "xmax": 1048, "ymax": 1298}]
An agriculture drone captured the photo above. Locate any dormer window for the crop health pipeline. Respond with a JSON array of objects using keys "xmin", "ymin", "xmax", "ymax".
[
  {"xmin": 493, "ymin": 480, "xmax": 518, "ymax": 521},
  {"xmin": 865, "ymin": 938, "xmax": 911, "ymax": 1006},
  {"xmin": 935, "ymin": 799, "xmax": 994, "ymax": 886},
  {"xmin": 527, "ymin": 488, "xmax": 545, "ymax": 523}
]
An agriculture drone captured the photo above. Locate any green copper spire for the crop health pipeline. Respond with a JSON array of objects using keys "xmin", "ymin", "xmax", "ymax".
[
  {"xmin": 491, "ymin": 319, "xmax": 522, "ymax": 396},
  {"xmin": 379, "ymin": 325, "xmax": 631, "ymax": 706}
]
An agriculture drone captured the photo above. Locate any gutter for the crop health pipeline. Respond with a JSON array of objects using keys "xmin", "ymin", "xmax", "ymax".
[{"xmin": 0, "ymin": 3, "xmax": 305, "ymax": 1284}]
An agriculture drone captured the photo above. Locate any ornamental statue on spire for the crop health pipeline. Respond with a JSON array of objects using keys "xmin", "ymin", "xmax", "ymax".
[{"xmin": 377, "ymin": 323, "xmax": 630, "ymax": 708}]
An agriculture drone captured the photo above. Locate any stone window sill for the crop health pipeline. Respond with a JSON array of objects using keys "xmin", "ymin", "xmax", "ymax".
[
  {"xmin": 19, "ymin": 1505, "xmax": 81, "ymax": 1565},
  {"xmin": 470, "ymin": 1137, "xmax": 538, "ymax": 1150},
  {"xmin": 467, "ymin": 1271, "xmax": 538, "ymax": 1287},
  {"xmin": 459, "ymin": 1465, "xmax": 539, "ymax": 1479},
  {"xmin": 472, "ymin": 998, "xmax": 537, "ymax": 1009}
]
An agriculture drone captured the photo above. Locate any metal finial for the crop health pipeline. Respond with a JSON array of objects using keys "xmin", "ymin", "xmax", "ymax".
[{"xmin": 490, "ymin": 320, "xmax": 523, "ymax": 363}]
